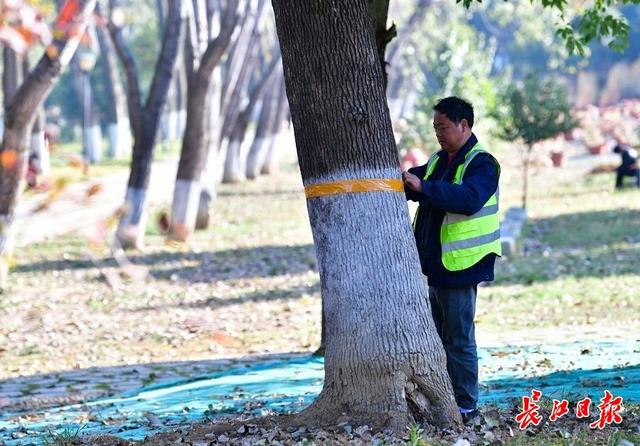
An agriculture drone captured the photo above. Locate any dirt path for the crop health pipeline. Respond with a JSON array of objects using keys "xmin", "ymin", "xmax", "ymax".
[{"xmin": 13, "ymin": 159, "xmax": 178, "ymax": 247}]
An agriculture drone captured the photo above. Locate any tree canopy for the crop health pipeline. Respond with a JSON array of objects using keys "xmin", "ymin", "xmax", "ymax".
[{"xmin": 460, "ymin": 0, "xmax": 640, "ymax": 55}]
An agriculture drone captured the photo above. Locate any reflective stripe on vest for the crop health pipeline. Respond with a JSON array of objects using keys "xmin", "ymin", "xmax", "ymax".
[{"xmin": 422, "ymin": 144, "xmax": 502, "ymax": 271}]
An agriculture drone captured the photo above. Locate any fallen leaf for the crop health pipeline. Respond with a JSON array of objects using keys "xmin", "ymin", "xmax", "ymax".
[
  {"xmin": 210, "ymin": 330, "xmax": 242, "ymax": 348},
  {"xmin": 86, "ymin": 182, "xmax": 103, "ymax": 198}
]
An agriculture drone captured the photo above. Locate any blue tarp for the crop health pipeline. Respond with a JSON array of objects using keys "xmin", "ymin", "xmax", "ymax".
[{"xmin": 1, "ymin": 340, "xmax": 638, "ymax": 445}]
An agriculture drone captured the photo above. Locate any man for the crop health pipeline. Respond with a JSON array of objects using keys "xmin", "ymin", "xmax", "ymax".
[
  {"xmin": 402, "ymin": 96, "xmax": 501, "ymax": 423},
  {"xmin": 613, "ymin": 141, "xmax": 640, "ymax": 189}
]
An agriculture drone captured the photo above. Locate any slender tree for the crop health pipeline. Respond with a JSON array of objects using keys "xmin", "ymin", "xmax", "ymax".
[
  {"xmin": 218, "ymin": 0, "xmax": 271, "ymax": 183},
  {"xmin": 271, "ymin": 0, "xmax": 459, "ymax": 430},
  {"xmin": 70, "ymin": 51, "xmax": 103, "ymax": 163},
  {"xmin": 221, "ymin": 43, "xmax": 280, "ymax": 183},
  {"xmin": 193, "ymin": 0, "xmax": 268, "ymax": 228},
  {"xmin": 108, "ymin": 0, "xmax": 185, "ymax": 248},
  {"xmin": 245, "ymin": 67, "xmax": 281, "ymax": 179},
  {"xmin": 168, "ymin": 0, "xmax": 239, "ymax": 241},
  {"xmin": 492, "ymin": 75, "xmax": 575, "ymax": 209},
  {"xmin": 258, "ymin": 74, "xmax": 288, "ymax": 175},
  {"xmin": 0, "ymin": 0, "xmax": 99, "ymax": 290},
  {"xmin": 96, "ymin": 1, "xmax": 130, "ymax": 159}
]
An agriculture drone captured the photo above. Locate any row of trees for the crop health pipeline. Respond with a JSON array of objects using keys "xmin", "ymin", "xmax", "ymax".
[
  {"xmin": 0, "ymin": 0, "xmax": 292, "ymax": 288},
  {"xmin": 0, "ymin": 0, "xmax": 637, "ymax": 433}
]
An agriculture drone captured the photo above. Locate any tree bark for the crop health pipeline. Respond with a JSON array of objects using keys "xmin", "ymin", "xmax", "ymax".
[
  {"xmin": 3, "ymin": 47, "xmax": 23, "ymax": 112},
  {"xmin": 367, "ymin": 0, "xmax": 395, "ymax": 87},
  {"xmin": 0, "ymin": 0, "xmax": 99, "ymax": 290},
  {"xmin": 12, "ymin": 55, "xmax": 50, "ymax": 178},
  {"xmin": 169, "ymin": 0, "xmax": 238, "ymax": 241},
  {"xmin": 271, "ymin": 0, "xmax": 460, "ymax": 431},
  {"xmin": 109, "ymin": 0, "xmax": 185, "ymax": 248}
]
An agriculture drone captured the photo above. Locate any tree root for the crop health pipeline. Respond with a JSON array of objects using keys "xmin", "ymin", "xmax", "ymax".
[{"xmin": 406, "ymin": 374, "xmax": 462, "ymax": 429}]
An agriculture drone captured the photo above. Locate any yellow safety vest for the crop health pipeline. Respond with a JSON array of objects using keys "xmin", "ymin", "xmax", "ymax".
[{"xmin": 420, "ymin": 144, "xmax": 501, "ymax": 271}]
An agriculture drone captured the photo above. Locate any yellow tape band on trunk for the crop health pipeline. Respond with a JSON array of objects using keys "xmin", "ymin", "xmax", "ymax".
[{"xmin": 304, "ymin": 178, "xmax": 404, "ymax": 198}]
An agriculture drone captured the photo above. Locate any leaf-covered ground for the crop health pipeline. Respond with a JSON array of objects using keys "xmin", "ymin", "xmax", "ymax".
[{"xmin": 1, "ymin": 143, "xmax": 639, "ymax": 444}]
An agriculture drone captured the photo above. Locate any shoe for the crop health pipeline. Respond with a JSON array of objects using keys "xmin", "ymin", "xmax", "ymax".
[{"xmin": 460, "ymin": 409, "xmax": 480, "ymax": 425}]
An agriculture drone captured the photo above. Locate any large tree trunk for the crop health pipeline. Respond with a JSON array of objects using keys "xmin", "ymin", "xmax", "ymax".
[
  {"xmin": 271, "ymin": 0, "xmax": 460, "ymax": 431},
  {"xmin": 96, "ymin": 12, "xmax": 130, "ymax": 159},
  {"xmin": 169, "ymin": 0, "xmax": 238, "ymax": 241},
  {"xmin": 110, "ymin": 0, "xmax": 185, "ymax": 248},
  {"xmin": 0, "ymin": 0, "xmax": 99, "ymax": 290}
]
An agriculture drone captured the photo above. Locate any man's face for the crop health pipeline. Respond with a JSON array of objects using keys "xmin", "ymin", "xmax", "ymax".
[{"xmin": 433, "ymin": 111, "xmax": 467, "ymax": 153}]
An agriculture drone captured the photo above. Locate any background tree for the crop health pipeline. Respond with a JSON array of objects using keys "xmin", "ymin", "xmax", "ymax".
[
  {"xmin": 0, "ymin": 0, "xmax": 98, "ymax": 290},
  {"xmin": 96, "ymin": 1, "xmax": 130, "ymax": 159},
  {"xmin": 168, "ymin": 0, "xmax": 239, "ymax": 242},
  {"xmin": 108, "ymin": 0, "xmax": 185, "ymax": 248},
  {"xmin": 397, "ymin": 2, "xmax": 498, "ymax": 154},
  {"xmin": 271, "ymin": 0, "xmax": 460, "ymax": 431},
  {"xmin": 193, "ymin": 0, "xmax": 273, "ymax": 229},
  {"xmin": 492, "ymin": 74, "xmax": 575, "ymax": 209}
]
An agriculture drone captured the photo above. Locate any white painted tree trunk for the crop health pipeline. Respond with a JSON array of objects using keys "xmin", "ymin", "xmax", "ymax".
[
  {"xmin": 297, "ymin": 168, "xmax": 459, "ymax": 430},
  {"xmin": 221, "ymin": 138, "xmax": 246, "ymax": 183},
  {"xmin": 271, "ymin": 0, "xmax": 460, "ymax": 430},
  {"xmin": 195, "ymin": 145, "xmax": 218, "ymax": 230},
  {"xmin": 169, "ymin": 179, "xmax": 201, "ymax": 241},
  {"xmin": 261, "ymin": 128, "xmax": 289, "ymax": 175},
  {"xmin": 246, "ymin": 135, "xmax": 271, "ymax": 179},
  {"xmin": 116, "ymin": 187, "xmax": 148, "ymax": 249},
  {"xmin": 30, "ymin": 130, "xmax": 50, "ymax": 177},
  {"xmin": 107, "ymin": 119, "xmax": 132, "ymax": 158},
  {"xmin": 84, "ymin": 124, "xmax": 103, "ymax": 164},
  {"xmin": 177, "ymin": 108, "xmax": 187, "ymax": 138},
  {"xmin": 0, "ymin": 214, "xmax": 16, "ymax": 290},
  {"xmin": 0, "ymin": 152, "xmax": 27, "ymax": 291},
  {"xmin": 168, "ymin": 109, "xmax": 180, "ymax": 141},
  {"xmin": 160, "ymin": 110, "xmax": 182, "ymax": 142}
]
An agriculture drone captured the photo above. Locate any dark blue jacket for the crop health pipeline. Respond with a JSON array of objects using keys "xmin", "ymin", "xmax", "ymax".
[{"xmin": 405, "ymin": 134, "xmax": 500, "ymax": 287}]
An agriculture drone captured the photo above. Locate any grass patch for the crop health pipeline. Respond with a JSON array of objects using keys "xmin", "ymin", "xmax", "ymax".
[
  {"xmin": 483, "ymin": 164, "xmax": 640, "ymax": 336},
  {"xmin": 41, "ymin": 425, "xmax": 85, "ymax": 446}
]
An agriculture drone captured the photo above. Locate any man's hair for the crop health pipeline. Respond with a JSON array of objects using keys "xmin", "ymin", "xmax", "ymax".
[{"xmin": 433, "ymin": 96, "xmax": 474, "ymax": 129}]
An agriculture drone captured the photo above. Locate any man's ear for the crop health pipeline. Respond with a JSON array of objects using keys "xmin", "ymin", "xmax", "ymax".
[{"xmin": 460, "ymin": 118, "xmax": 469, "ymax": 131}]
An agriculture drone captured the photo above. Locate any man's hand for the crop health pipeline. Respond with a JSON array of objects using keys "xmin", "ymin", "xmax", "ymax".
[{"xmin": 402, "ymin": 171, "xmax": 422, "ymax": 193}]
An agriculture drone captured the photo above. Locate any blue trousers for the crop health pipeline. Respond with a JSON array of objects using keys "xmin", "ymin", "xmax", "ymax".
[{"xmin": 429, "ymin": 285, "xmax": 478, "ymax": 410}]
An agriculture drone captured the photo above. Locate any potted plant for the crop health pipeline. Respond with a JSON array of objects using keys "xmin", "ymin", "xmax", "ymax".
[
  {"xmin": 583, "ymin": 128, "xmax": 607, "ymax": 154},
  {"xmin": 550, "ymin": 149, "xmax": 566, "ymax": 167}
]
